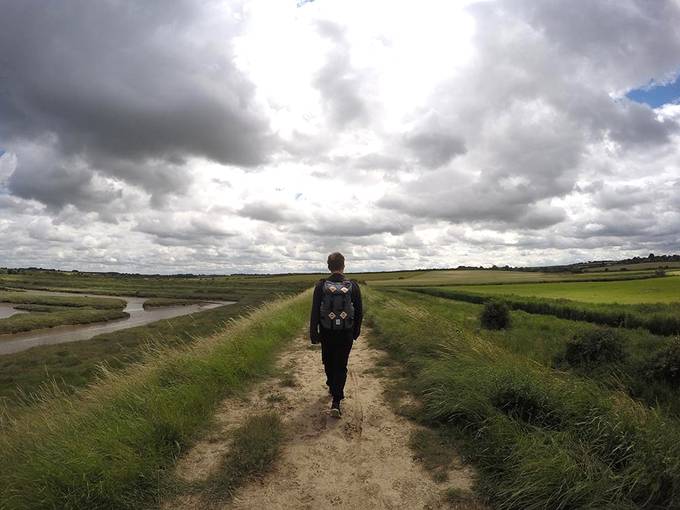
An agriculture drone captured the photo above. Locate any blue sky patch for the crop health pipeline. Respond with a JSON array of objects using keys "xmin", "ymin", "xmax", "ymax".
[
  {"xmin": 0, "ymin": 149, "xmax": 5, "ymax": 158},
  {"xmin": 627, "ymin": 74, "xmax": 680, "ymax": 108}
]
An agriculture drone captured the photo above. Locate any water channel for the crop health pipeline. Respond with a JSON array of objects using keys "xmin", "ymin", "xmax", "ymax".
[{"xmin": 0, "ymin": 290, "xmax": 234, "ymax": 355}]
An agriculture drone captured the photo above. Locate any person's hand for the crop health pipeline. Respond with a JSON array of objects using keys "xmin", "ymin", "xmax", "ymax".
[{"xmin": 310, "ymin": 334, "xmax": 320, "ymax": 344}]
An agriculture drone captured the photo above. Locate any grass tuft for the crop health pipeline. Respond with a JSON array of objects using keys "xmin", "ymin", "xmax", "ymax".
[{"xmin": 207, "ymin": 413, "xmax": 284, "ymax": 500}]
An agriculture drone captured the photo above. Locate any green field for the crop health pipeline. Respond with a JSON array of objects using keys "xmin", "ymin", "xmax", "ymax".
[
  {"xmin": 451, "ymin": 275, "xmax": 680, "ymax": 304},
  {"xmin": 368, "ymin": 268, "xmax": 660, "ymax": 287}
]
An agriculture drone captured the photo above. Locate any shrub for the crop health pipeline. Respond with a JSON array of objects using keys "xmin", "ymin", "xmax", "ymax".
[
  {"xmin": 561, "ymin": 328, "xmax": 627, "ymax": 367},
  {"xmin": 491, "ymin": 378, "xmax": 563, "ymax": 429},
  {"xmin": 480, "ymin": 300, "xmax": 511, "ymax": 330},
  {"xmin": 645, "ymin": 338, "xmax": 680, "ymax": 388}
]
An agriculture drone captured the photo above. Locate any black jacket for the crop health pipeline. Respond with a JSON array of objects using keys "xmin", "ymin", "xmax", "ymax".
[{"xmin": 309, "ymin": 273, "xmax": 363, "ymax": 343}]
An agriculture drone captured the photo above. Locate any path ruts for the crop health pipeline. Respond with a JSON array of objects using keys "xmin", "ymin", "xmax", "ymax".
[{"xmin": 164, "ymin": 329, "xmax": 483, "ymax": 509}]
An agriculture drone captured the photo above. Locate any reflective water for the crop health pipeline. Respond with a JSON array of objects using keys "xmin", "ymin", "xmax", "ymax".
[
  {"xmin": 0, "ymin": 290, "xmax": 234, "ymax": 355},
  {"xmin": 0, "ymin": 303, "xmax": 28, "ymax": 320}
]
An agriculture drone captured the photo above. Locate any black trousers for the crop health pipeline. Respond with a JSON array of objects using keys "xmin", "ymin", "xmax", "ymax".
[{"xmin": 320, "ymin": 332, "xmax": 354, "ymax": 401}]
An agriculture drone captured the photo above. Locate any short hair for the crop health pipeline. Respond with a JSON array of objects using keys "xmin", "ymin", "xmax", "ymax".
[{"xmin": 327, "ymin": 252, "xmax": 345, "ymax": 272}]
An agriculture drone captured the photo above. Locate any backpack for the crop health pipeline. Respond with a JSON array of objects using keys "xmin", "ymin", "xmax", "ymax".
[{"xmin": 319, "ymin": 279, "xmax": 355, "ymax": 330}]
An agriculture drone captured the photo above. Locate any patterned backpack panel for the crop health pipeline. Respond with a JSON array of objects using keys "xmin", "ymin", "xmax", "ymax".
[{"xmin": 319, "ymin": 280, "xmax": 355, "ymax": 330}]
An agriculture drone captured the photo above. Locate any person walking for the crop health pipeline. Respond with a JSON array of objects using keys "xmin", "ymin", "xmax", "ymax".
[{"xmin": 309, "ymin": 252, "xmax": 363, "ymax": 418}]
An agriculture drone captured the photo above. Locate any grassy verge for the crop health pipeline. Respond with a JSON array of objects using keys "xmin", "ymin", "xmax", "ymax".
[
  {"xmin": 0, "ymin": 289, "xmax": 309, "ymax": 510},
  {"xmin": 405, "ymin": 291, "xmax": 679, "ymax": 417},
  {"xmin": 366, "ymin": 288, "xmax": 680, "ymax": 509},
  {"xmin": 410, "ymin": 286, "xmax": 680, "ymax": 336}
]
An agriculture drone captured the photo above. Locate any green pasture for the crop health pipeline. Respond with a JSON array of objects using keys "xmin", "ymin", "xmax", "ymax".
[{"xmin": 452, "ymin": 275, "xmax": 680, "ymax": 304}]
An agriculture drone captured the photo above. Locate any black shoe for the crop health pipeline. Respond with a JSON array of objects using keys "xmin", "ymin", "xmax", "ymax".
[{"xmin": 330, "ymin": 399, "xmax": 341, "ymax": 418}]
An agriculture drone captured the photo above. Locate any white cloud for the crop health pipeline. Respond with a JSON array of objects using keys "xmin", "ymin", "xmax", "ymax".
[{"xmin": 1, "ymin": 0, "xmax": 680, "ymax": 273}]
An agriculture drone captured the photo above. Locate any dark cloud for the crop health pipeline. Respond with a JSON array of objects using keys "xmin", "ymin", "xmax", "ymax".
[
  {"xmin": 595, "ymin": 184, "xmax": 657, "ymax": 210},
  {"xmin": 6, "ymin": 142, "xmax": 123, "ymax": 215},
  {"xmin": 314, "ymin": 20, "xmax": 368, "ymax": 128},
  {"xmin": 135, "ymin": 216, "xmax": 236, "ymax": 247},
  {"xmin": 402, "ymin": 114, "xmax": 466, "ymax": 169},
  {"xmin": 516, "ymin": 0, "xmax": 680, "ymax": 89},
  {"xmin": 296, "ymin": 215, "xmax": 412, "ymax": 237},
  {"xmin": 0, "ymin": 0, "xmax": 275, "ymax": 211},
  {"xmin": 238, "ymin": 202, "xmax": 302, "ymax": 223}
]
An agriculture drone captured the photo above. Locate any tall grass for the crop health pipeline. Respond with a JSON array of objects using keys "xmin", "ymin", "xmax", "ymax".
[
  {"xmin": 0, "ymin": 290, "xmax": 310, "ymax": 510},
  {"xmin": 366, "ymin": 289, "xmax": 680, "ymax": 509},
  {"xmin": 410, "ymin": 287, "xmax": 680, "ymax": 336}
]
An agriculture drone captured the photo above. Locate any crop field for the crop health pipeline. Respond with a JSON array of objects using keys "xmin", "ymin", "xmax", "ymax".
[
  {"xmin": 449, "ymin": 274, "xmax": 680, "ymax": 304},
  {"xmin": 582, "ymin": 260, "xmax": 680, "ymax": 272},
  {"xmin": 368, "ymin": 268, "xmax": 660, "ymax": 287}
]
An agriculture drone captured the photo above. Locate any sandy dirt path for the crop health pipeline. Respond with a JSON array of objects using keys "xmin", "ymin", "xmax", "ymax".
[{"xmin": 165, "ymin": 329, "xmax": 482, "ymax": 510}]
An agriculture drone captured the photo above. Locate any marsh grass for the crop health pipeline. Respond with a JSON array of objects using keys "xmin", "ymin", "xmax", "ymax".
[
  {"xmin": 0, "ymin": 307, "xmax": 129, "ymax": 335},
  {"xmin": 366, "ymin": 288, "xmax": 680, "ymax": 509},
  {"xmin": 0, "ymin": 291, "xmax": 128, "ymax": 335},
  {"xmin": 142, "ymin": 298, "xmax": 206, "ymax": 308},
  {"xmin": 0, "ymin": 297, "xmax": 273, "ymax": 413},
  {"xmin": 0, "ymin": 290, "xmax": 310, "ymax": 510},
  {"xmin": 0, "ymin": 291, "xmax": 125, "ymax": 309}
]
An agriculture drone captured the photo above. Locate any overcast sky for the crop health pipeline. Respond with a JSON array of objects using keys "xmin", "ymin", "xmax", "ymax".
[{"xmin": 1, "ymin": 0, "xmax": 680, "ymax": 274}]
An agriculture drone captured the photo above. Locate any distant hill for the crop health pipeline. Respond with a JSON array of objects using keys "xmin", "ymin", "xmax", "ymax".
[{"xmin": 2, "ymin": 253, "xmax": 679, "ymax": 276}]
